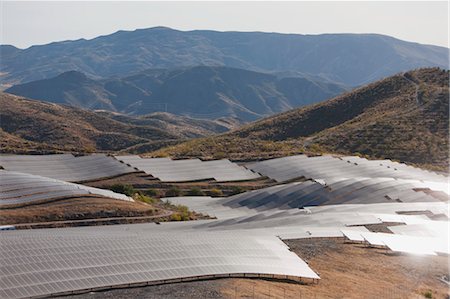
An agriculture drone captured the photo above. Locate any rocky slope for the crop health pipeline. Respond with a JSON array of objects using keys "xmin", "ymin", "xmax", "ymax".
[
  {"xmin": 6, "ymin": 66, "xmax": 346, "ymax": 120},
  {"xmin": 0, "ymin": 93, "xmax": 233, "ymax": 153},
  {"xmin": 153, "ymin": 68, "xmax": 449, "ymax": 171}
]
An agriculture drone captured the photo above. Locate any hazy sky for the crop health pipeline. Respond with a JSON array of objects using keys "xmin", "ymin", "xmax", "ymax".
[{"xmin": 1, "ymin": 1, "xmax": 449, "ymax": 49}]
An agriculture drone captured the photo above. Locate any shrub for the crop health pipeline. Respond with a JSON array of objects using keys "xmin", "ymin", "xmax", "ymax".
[
  {"xmin": 133, "ymin": 193, "xmax": 156, "ymax": 204},
  {"xmin": 109, "ymin": 184, "xmax": 135, "ymax": 197},
  {"xmin": 170, "ymin": 213, "xmax": 182, "ymax": 221},
  {"xmin": 423, "ymin": 290, "xmax": 433, "ymax": 299},
  {"xmin": 186, "ymin": 187, "xmax": 204, "ymax": 196},
  {"xmin": 229, "ymin": 186, "xmax": 244, "ymax": 195},
  {"xmin": 170, "ymin": 205, "xmax": 191, "ymax": 221},
  {"xmin": 165, "ymin": 186, "xmax": 181, "ymax": 197},
  {"xmin": 308, "ymin": 143, "xmax": 325, "ymax": 153},
  {"xmin": 144, "ymin": 188, "xmax": 158, "ymax": 197},
  {"xmin": 213, "ymin": 151, "xmax": 227, "ymax": 159},
  {"xmin": 208, "ymin": 188, "xmax": 223, "ymax": 197}
]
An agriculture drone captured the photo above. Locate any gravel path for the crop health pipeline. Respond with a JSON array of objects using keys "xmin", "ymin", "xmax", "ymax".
[{"xmin": 56, "ymin": 280, "xmax": 226, "ymax": 299}]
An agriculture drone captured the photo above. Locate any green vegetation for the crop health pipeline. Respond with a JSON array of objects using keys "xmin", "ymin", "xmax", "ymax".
[
  {"xmin": 143, "ymin": 188, "xmax": 158, "ymax": 197},
  {"xmin": 133, "ymin": 193, "xmax": 156, "ymax": 205},
  {"xmin": 104, "ymin": 186, "xmax": 200, "ymax": 221},
  {"xmin": 169, "ymin": 205, "xmax": 191, "ymax": 221},
  {"xmin": 307, "ymin": 143, "xmax": 326, "ymax": 154},
  {"xmin": 423, "ymin": 290, "xmax": 433, "ymax": 298},
  {"xmin": 159, "ymin": 199, "xmax": 197, "ymax": 221},
  {"xmin": 165, "ymin": 186, "xmax": 181, "ymax": 197},
  {"xmin": 108, "ymin": 183, "xmax": 157, "ymax": 204},
  {"xmin": 186, "ymin": 187, "xmax": 204, "ymax": 196},
  {"xmin": 152, "ymin": 136, "xmax": 305, "ymax": 161},
  {"xmin": 230, "ymin": 186, "xmax": 245, "ymax": 195},
  {"xmin": 208, "ymin": 188, "xmax": 223, "ymax": 197},
  {"xmin": 109, "ymin": 184, "xmax": 136, "ymax": 197}
]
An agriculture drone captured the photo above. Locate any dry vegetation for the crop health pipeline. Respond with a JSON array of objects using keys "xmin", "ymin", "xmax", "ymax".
[
  {"xmin": 151, "ymin": 136, "xmax": 307, "ymax": 161},
  {"xmin": 0, "ymin": 196, "xmax": 161, "ymax": 225},
  {"xmin": 313, "ymin": 69, "xmax": 449, "ymax": 171},
  {"xmin": 151, "ymin": 68, "xmax": 449, "ymax": 171},
  {"xmin": 85, "ymin": 172, "xmax": 275, "ymax": 199},
  {"xmin": 0, "ymin": 172, "xmax": 271, "ymax": 227},
  {"xmin": 0, "ymin": 93, "xmax": 232, "ymax": 154}
]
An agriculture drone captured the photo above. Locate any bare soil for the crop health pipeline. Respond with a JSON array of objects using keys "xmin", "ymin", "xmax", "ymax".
[
  {"xmin": 56, "ymin": 280, "xmax": 226, "ymax": 299},
  {"xmin": 222, "ymin": 238, "xmax": 450, "ymax": 299},
  {"xmin": 84, "ymin": 172, "xmax": 277, "ymax": 197},
  {"xmin": 363, "ymin": 222, "xmax": 405, "ymax": 233},
  {"xmin": 58, "ymin": 238, "xmax": 450, "ymax": 299},
  {"xmin": 0, "ymin": 196, "xmax": 163, "ymax": 225}
]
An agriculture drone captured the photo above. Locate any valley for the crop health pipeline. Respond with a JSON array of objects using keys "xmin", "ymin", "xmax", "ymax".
[{"xmin": 1, "ymin": 16, "xmax": 449, "ymax": 299}]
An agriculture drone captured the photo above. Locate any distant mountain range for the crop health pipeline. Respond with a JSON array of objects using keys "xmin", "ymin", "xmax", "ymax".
[
  {"xmin": 1, "ymin": 27, "xmax": 448, "ymax": 87},
  {"xmin": 0, "ymin": 93, "xmax": 236, "ymax": 153},
  {"xmin": 5, "ymin": 66, "xmax": 347, "ymax": 120},
  {"xmin": 153, "ymin": 68, "xmax": 449, "ymax": 171}
]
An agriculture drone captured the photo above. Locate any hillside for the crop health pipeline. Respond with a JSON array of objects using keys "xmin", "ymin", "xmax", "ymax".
[
  {"xmin": 152, "ymin": 68, "xmax": 449, "ymax": 171},
  {"xmin": 0, "ymin": 93, "xmax": 232, "ymax": 153},
  {"xmin": 5, "ymin": 66, "xmax": 346, "ymax": 120},
  {"xmin": 1, "ymin": 27, "xmax": 448, "ymax": 87}
]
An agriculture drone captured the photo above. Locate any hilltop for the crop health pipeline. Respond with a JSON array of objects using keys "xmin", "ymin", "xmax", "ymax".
[
  {"xmin": 0, "ymin": 93, "xmax": 233, "ymax": 153},
  {"xmin": 5, "ymin": 66, "xmax": 346, "ymax": 120},
  {"xmin": 152, "ymin": 68, "xmax": 449, "ymax": 171},
  {"xmin": 1, "ymin": 27, "xmax": 448, "ymax": 87}
]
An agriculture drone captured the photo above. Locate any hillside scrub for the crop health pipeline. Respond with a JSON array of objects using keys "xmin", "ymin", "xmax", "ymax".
[{"xmin": 150, "ymin": 68, "xmax": 449, "ymax": 172}]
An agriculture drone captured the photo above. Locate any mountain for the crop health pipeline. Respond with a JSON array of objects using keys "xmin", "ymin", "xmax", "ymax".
[
  {"xmin": 6, "ymin": 66, "xmax": 347, "ymax": 121},
  {"xmin": 5, "ymin": 71, "xmax": 116, "ymax": 110},
  {"xmin": 0, "ymin": 93, "xmax": 234, "ymax": 153},
  {"xmin": 1, "ymin": 27, "xmax": 448, "ymax": 87},
  {"xmin": 152, "ymin": 68, "xmax": 449, "ymax": 171}
]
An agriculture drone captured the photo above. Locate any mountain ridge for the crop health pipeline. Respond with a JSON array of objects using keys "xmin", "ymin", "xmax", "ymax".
[
  {"xmin": 151, "ymin": 68, "xmax": 449, "ymax": 171},
  {"xmin": 5, "ymin": 66, "xmax": 347, "ymax": 121},
  {"xmin": 0, "ymin": 93, "xmax": 235, "ymax": 153},
  {"xmin": 1, "ymin": 27, "xmax": 448, "ymax": 87}
]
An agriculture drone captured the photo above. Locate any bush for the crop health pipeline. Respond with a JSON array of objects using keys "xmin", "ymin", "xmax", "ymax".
[
  {"xmin": 213, "ymin": 151, "xmax": 227, "ymax": 159},
  {"xmin": 170, "ymin": 213, "xmax": 182, "ymax": 221},
  {"xmin": 133, "ymin": 193, "xmax": 156, "ymax": 204},
  {"xmin": 208, "ymin": 188, "xmax": 223, "ymax": 197},
  {"xmin": 109, "ymin": 184, "xmax": 135, "ymax": 197},
  {"xmin": 165, "ymin": 186, "xmax": 181, "ymax": 197},
  {"xmin": 229, "ymin": 186, "xmax": 244, "ymax": 195},
  {"xmin": 170, "ymin": 205, "xmax": 191, "ymax": 221},
  {"xmin": 144, "ymin": 188, "xmax": 158, "ymax": 197},
  {"xmin": 308, "ymin": 143, "xmax": 325, "ymax": 153},
  {"xmin": 186, "ymin": 187, "xmax": 204, "ymax": 196},
  {"xmin": 423, "ymin": 290, "xmax": 433, "ymax": 299}
]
